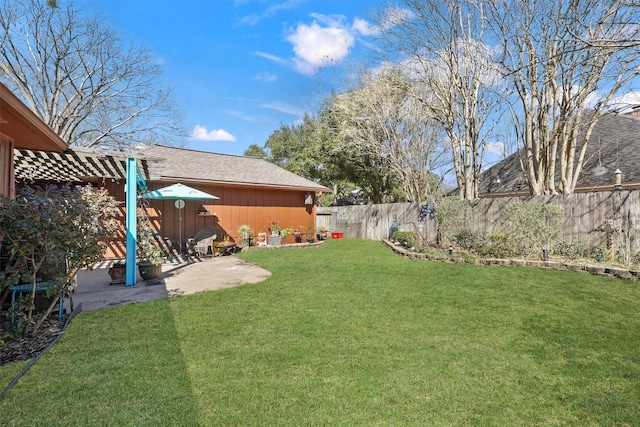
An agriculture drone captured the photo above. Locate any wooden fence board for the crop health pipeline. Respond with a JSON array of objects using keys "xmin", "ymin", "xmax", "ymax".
[{"xmin": 318, "ymin": 191, "xmax": 640, "ymax": 258}]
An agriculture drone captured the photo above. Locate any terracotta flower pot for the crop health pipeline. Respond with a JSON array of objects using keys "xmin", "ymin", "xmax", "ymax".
[{"xmin": 108, "ymin": 266, "xmax": 126, "ymax": 285}]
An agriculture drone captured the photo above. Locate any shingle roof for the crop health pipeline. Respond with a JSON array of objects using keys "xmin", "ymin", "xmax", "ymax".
[
  {"xmin": 14, "ymin": 144, "xmax": 331, "ymax": 192},
  {"xmin": 139, "ymin": 145, "xmax": 330, "ymax": 192},
  {"xmin": 479, "ymin": 112, "xmax": 640, "ymax": 195}
]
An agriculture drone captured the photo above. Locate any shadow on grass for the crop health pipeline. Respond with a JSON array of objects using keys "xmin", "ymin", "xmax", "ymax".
[
  {"xmin": 0, "ymin": 300, "xmax": 201, "ymax": 426},
  {"xmin": 3, "ymin": 239, "xmax": 640, "ymax": 425}
]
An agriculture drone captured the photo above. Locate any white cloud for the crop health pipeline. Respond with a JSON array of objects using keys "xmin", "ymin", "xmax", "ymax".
[
  {"xmin": 252, "ymin": 51, "xmax": 289, "ymax": 66},
  {"xmin": 309, "ymin": 12, "xmax": 346, "ymax": 28},
  {"xmin": 286, "ymin": 20, "xmax": 354, "ymax": 75},
  {"xmin": 379, "ymin": 6, "xmax": 414, "ymax": 31},
  {"xmin": 261, "ymin": 101, "xmax": 305, "ymax": 116},
  {"xmin": 238, "ymin": 0, "xmax": 304, "ymax": 26},
  {"xmin": 485, "ymin": 141, "xmax": 506, "ymax": 156},
  {"xmin": 219, "ymin": 108, "xmax": 261, "ymax": 123},
  {"xmin": 352, "ymin": 17, "xmax": 378, "ymax": 36},
  {"xmin": 255, "ymin": 71, "xmax": 278, "ymax": 82},
  {"xmin": 607, "ymin": 92, "xmax": 640, "ymax": 113},
  {"xmin": 189, "ymin": 125, "xmax": 236, "ymax": 142}
]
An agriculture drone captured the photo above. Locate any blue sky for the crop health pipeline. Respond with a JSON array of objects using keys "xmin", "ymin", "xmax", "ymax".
[{"xmin": 75, "ymin": 0, "xmax": 385, "ymax": 156}]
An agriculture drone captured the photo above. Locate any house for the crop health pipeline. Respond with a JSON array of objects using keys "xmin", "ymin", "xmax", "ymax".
[
  {"xmin": 14, "ymin": 144, "xmax": 331, "ymax": 258},
  {"xmin": 479, "ymin": 112, "xmax": 640, "ymax": 197},
  {"xmin": 0, "ymin": 83, "xmax": 67, "ymax": 199}
]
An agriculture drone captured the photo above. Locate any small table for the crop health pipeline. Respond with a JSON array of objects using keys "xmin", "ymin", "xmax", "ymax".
[
  {"xmin": 215, "ymin": 242, "xmax": 237, "ymax": 256},
  {"xmin": 10, "ymin": 282, "xmax": 65, "ymax": 323}
]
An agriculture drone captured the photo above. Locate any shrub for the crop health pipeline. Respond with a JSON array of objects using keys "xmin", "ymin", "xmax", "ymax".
[
  {"xmin": 0, "ymin": 184, "xmax": 118, "ymax": 334},
  {"xmin": 137, "ymin": 206, "xmax": 164, "ymax": 265},
  {"xmin": 589, "ymin": 246, "xmax": 606, "ymax": 262},
  {"xmin": 502, "ymin": 200, "xmax": 563, "ymax": 256},
  {"xmin": 434, "ymin": 197, "xmax": 472, "ymax": 246},
  {"xmin": 552, "ymin": 240, "xmax": 589, "ymax": 258},
  {"xmin": 479, "ymin": 232, "xmax": 519, "ymax": 258},
  {"xmin": 392, "ymin": 231, "xmax": 416, "ymax": 248},
  {"xmin": 454, "ymin": 229, "xmax": 483, "ymax": 252}
]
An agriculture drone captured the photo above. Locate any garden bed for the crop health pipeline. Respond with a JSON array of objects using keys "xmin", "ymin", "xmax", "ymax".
[
  {"xmin": 0, "ymin": 318, "xmax": 64, "ymax": 365},
  {"xmin": 383, "ymin": 239, "xmax": 640, "ymax": 280}
]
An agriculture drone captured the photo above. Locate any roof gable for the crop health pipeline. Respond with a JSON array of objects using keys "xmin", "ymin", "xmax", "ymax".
[{"xmin": 139, "ymin": 145, "xmax": 330, "ymax": 192}]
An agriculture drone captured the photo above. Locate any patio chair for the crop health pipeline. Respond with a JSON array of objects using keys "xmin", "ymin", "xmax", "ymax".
[{"xmin": 193, "ymin": 234, "xmax": 217, "ymax": 257}]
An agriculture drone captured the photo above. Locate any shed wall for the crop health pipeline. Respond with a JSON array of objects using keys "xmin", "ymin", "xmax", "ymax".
[{"xmin": 105, "ymin": 182, "xmax": 317, "ymax": 258}]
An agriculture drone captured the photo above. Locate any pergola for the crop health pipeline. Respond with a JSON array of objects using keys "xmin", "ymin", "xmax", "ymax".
[{"xmin": 1, "ymin": 83, "xmax": 146, "ymax": 286}]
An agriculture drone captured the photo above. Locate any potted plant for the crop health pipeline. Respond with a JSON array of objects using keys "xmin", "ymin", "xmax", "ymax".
[
  {"xmin": 255, "ymin": 231, "xmax": 267, "ymax": 246},
  {"xmin": 269, "ymin": 220, "xmax": 281, "ymax": 236},
  {"xmin": 136, "ymin": 207, "xmax": 164, "ymax": 280},
  {"xmin": 268, "ymin": 221, "xmax": 282, "ymax": 246},
  {"xmin": 294, "ymin": 228, "xmax": 302, "ymax": 243},
  {"xmin": 304, "ymin": 223, "xmax": 315, "ymax": 243},
  {"xmin": 280, "ymin": 227, "xmax": 294, "ymax": 244},
  {"xmin": 108, "ymin": 261, "xmax": 126, "ymax": 284},
  {"xmin": 238, "ymin": 224, "xmax": 253, "ymax": 246},
  {"xmin": 317, "ymin": 225, "xmax": 328, "ymax": 240}
]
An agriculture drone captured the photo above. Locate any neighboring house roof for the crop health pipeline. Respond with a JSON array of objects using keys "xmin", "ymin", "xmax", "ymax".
[
  {"xmin": 14, "ymin": 144, "xmax": 331, "ymax": 193},
  {"xmin": 479, "ymin": 112, "xmax": 640, "ymax": 196},
  {"xmin": 0, "ymin": 83, "xmax": 67, "ymax": 152},
  {"xmin": 139, "ymin": 145, "xmax": 331, "ymax": 192}
]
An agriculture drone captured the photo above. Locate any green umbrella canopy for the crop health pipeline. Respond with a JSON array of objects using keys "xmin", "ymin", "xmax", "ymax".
[
  {"xmin": 139, "ymin": 183, "xmax": 219, "ymax": 253},
  {"xmin": 140, "ymin": 183, "xmax": 219, "ymax": 200}
]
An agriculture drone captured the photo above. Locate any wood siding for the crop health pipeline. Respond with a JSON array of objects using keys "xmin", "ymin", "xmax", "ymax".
[
  {"xmin": 0, "ymin": 138, "xmax": 14, "ymax": 199},
  {"xmin": 105, "ymin": 182, "xmax": 317, "ymax": 258}
]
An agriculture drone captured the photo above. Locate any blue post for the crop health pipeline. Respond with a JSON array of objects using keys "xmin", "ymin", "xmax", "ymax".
[{"xmin": 125, "ymin": 158, "xmax": 137, "ymax": 286}]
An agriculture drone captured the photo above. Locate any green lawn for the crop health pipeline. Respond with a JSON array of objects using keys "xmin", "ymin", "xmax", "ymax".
[{"xmin": 1, "ymin": 239, "xmax": 639, "ymax": 426}]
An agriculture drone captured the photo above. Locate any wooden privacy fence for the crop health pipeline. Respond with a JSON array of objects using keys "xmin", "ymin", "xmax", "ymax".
[
  {"xmin": 317, "ymin": 203, "xmax": 437, "ymax": 241},
  {"xmin": 317, "ymin": 190, "xmax": 640, "ymax": 260}
]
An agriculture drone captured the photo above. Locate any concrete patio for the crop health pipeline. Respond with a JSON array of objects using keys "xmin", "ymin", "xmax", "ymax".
[{"xmin": 70, "ymin": 256, "xmax": 272, "ymax": 312}]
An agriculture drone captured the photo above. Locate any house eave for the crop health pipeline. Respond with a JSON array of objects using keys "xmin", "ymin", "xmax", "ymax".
[
  {"xmin": 479, "ymin": 182, "xmax": 640, "ymax": 198},
  {"xmin": 0, "ymin": 83, "xmax": 67, "ymax": 152}
]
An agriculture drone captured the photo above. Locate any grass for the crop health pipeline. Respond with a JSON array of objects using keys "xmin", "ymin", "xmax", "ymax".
[{"xmin": 1, "ymin": 239, "xmax": 639, "ymax": 425}]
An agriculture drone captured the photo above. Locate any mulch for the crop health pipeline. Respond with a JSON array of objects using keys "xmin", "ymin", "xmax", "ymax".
[{"xmin": 0, "ymin": 319, "xmax": 64, "ymax": 365}]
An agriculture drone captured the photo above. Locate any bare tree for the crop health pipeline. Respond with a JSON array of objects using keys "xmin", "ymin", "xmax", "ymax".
[
  {"xmin": 0, "ymin": 0, "xmax": 185, "ymax": 149},
  {"xmin": 327, "ymin": 68, "xmax": 448, "ymax": 202},
  {"xmin": 486, "ymin": 0, "xmax": 640, "ymax": 195},
  {"xmin": 377, "ymin": 0, "xmax": 504, "ymax": 200}
]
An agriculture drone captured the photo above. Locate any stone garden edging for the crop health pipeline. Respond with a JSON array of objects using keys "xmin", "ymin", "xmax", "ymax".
[{"xmin": 382, "ymin": 239, "xmax": 640, "ymax": 281}]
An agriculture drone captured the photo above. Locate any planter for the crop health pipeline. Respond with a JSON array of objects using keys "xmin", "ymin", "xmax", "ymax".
[
  {"xmin": 268, "ymin": 235, "xmax": 282, "ymax": 246},
  {"xmin": 137, "ymin": 262, "xmax": 162, "ymax": 280},
  {"xmin": 108, "ymin": 266, "xmax": 126, "ymax": 284}
]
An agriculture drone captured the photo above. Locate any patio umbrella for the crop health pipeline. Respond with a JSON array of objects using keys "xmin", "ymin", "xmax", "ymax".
[{"xmin": 140, "ymin": 183, "xmax": 219, "ymax": 251}]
